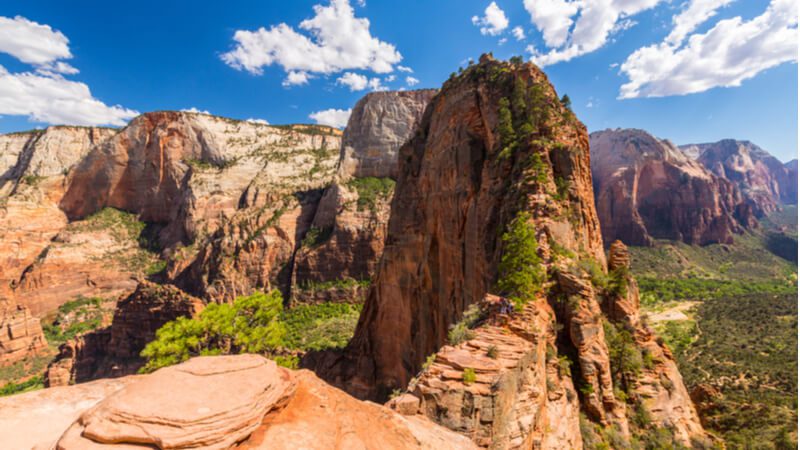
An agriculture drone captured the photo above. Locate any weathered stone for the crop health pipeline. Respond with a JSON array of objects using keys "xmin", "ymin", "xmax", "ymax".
[
  {"xmin": 0, "ymin": 300, "xmax": 47, "ymax": 365},
  {"xmin": 339, "ymin": 89, "xmax": 438, "ymax": 179},
  {"xmin": 590, "ymin": 129, "xmax": 754, "ymax": 246},
  {"xmin": 683, "ymin": 139, "xmax": 798, "ymax": 216}
]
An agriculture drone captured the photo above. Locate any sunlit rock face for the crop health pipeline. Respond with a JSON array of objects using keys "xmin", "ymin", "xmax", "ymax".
[{"xmin": 590, "ymin": 129, "xmax": 754, "ymax": 247}]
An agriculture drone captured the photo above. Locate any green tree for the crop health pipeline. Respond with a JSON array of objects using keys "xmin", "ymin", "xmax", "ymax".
[
  {"xmin": 140, "ymin": 291, "xmax": 286, "ymax": 372},
  {"xmin": 560, "ymin": 94, "xmax": 572, "ymax": 111},
  {"xmin": 497, "ymin": 97, "xmax": 517, "ymax": 158},
  {"xmin": 496, "ymin": 211, "xmax": 545, "ymax": 308}
]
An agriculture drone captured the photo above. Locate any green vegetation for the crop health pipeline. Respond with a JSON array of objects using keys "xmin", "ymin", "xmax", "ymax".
[
  {"xmin": 496, "ymin": 211, "xmax": 545, "ymax": 309},
  {"xmin": 297, "ymin": 278, "xmax": 370, "ymax": 292},
  {"xmin": 486, "ymin": 345, "xmax": 498, "ymax": 359},
  {"xmin": 346, "ymin": 177, "xmax": 395, "ymax": 213},
  {"xmin": 0, "ymin": 375, "xmax": 43, "ymax": 396},
  {"xmin": 140, "ymin": 291, "xmax": 286, "ymax": 372},
  {"xmin": 667, "ymin": 294, "xmax": 797, "ymax": 448},
  {"xmin": 301, "ymin": 226, "xmax": 333, "ymax": 248},
  {"xmin": 447, "ymin": 304, "xmax": 484, "ymax": 345},
  {"xmin": 141, "ymin": 292, "xmax": 363, "ymax": 373},
  {"xmin": 462, "ymin": 368, "xmax": 477, "ymax": 384},
  {"xmin": 632, "ymin": 212, "xmax": 798, "ymax": 448},
  {"xmin": 20, "ymin": 174, "xmax": 45, "ymax": 186},
  {"xmin": 281, "ymin": 302, "xmax": 362, "ymax": 352},
  {"xmin": 42, "ymin": 296, "xmax": 106, "ymax": 346}
]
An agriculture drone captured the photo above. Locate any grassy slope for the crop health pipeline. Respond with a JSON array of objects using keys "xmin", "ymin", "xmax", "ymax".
[{"xmin": 632, "ymin": 208, "xmax": 798, "ymax": 449}]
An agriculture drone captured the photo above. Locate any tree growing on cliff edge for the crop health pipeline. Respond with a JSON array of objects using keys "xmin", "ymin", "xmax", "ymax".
[
  {"xmin": 496, "ymin": 211, "xmax": 545, "ymax": 309},
  {"xmin": 140, "ymin": 291, "xmax": 286, "ymax": 372}
]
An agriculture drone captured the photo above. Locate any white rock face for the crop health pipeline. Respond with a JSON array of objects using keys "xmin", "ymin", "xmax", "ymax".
[{"xmin": 339, "ymin": 89, "xmax": 437, "ymax": 179}]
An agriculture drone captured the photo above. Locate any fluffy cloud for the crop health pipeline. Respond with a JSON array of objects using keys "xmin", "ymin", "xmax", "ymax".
[
  {"xmin": 309, "ymin": 108, "xmax": 351, "ymax": 128},
  {"xmin": 472, "ymin": 2, "xmax": 509, "ymax": 36},
  {"xmin": 336, "ymin": 71, "xmax": 386, "ymax": 91},
  {"xmin": 0, "ymin": 67, "xmax": 137, "ymax": 126},
  {"xmin": 525, "ymin": 0, "xmax": 661, "ymax": 66},
  {"xmin": 619, "ymin": 0, "xmax": 798, "ymax": 98},
  {"xmin": 181, "ymin": 107, "xmax": 211, "ymax": 114},
  {"xmin": 0, "ymin": 16, "xmax": 71, "ymax": 66},
  {"xmin": 221, "ymin": 0, "xmax": 402, "ymax": 87},
  {"xmin": 665, "ymin": 0, "xmax": 735, "ymax": 46},
  {"xmin": 512, "ymin": 26, "xmax": 526, "ymax": 41},
  {"xmin": 246, "ymin": 118, "xmax": 269, "ymax": 125},
  {"xmin": 406, "ymin": 76, "xmax": 419, "ymax": 86},
  {"xmin": 397, "ymin": 65, "xmax": 413, "ymax": 73},
  {"xmin": 0, "ymin": 16, "xmax": 137, "ymax": 126}
]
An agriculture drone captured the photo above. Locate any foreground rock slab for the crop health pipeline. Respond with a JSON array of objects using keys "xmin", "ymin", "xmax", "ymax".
[{"xmin": 0, "ymin": 354, "xmax": 477, "ymax": 449}]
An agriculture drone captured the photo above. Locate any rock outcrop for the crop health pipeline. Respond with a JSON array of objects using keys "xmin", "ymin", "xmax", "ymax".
[
  {"xmin": 308, "ymin": 56, "xmax": 706, "ymax": 448},
  {"xmin": 681, "ymin": 139, "xmax": 798, "ymax": 216},
  {"xmin": 46, "ymin": 281, "xmax": 204, "ymax": 386},
  {"xmin": 338, "ymin": 90, "xmax": 438, "ymax": 179},
  {"xmin": 2, "ymin": 355, "xmax": 477, "ymax": 450},
  {"xmin": 0, "ymin": 300, "xmax": 47, "ymax": 365},
  {"xmin": 590, "ymin": 129, "xmax": 754, "ymax": 246},
  {"xmin": 603, "ymin": 241, "xmax": 709, "ymax": 446}
]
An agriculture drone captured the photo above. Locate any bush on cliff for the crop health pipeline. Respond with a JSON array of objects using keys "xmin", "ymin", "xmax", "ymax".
[
  {"xmin": 496, "ymin": 211, "xmax": 545, "ymax": 309},
  {"xmin": 140, "ymin": 291, "xmax": 286, "ymax": 372}
]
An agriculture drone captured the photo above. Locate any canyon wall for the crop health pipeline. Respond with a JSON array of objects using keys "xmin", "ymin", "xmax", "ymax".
[{"xmin": 590, "ymin": 129, "xmax": 754, "ymax": 247}]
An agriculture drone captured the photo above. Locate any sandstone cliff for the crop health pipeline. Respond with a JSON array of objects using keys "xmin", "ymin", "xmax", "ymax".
[
  {"xmin": 338, "ymin": 89, "xmax": 438, "ymax": 179},
  {"xmin": 2, "ymin": 355, "xmax": 477, "ymax": 450},
  {"xmin": 681, "ymin": 139, "xmax": 798, "ymax": 216},
  {"xmin": 590, "ymin": 129, "xmax": 754, "ymax": 247},
  {"xmin": 311, "ymin": 56, "xmax": 707, "ymax": 448},
  {"xmin": 0, "ymin": 126, "xmax": 117, "ymax": 364}
]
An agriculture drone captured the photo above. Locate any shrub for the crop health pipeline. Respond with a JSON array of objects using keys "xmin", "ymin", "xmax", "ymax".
[
  {"xmin": 347, "ymin": 177, "xmax": 395, "ymax": 212},
  {"xmin": 447, "ymin": 304, "xmax": 483, "ymax": 345},
  {"xmin": 486, "ymin": 345, "xmax": 498, "ymax": 359},
  {"xmin": 140, "ymin": 291, "xmax": 286, "ymax": 372},
  {"xmin": 496, "ymin": 211, "xmax": 545, "ymax": 309},
  {"xmin": 462, "ymin": 368, "xmax": 477, "ymax": 384},
  {"xmin": 0, "ymin": 375, "xmax": 44, "ymax": 397}
]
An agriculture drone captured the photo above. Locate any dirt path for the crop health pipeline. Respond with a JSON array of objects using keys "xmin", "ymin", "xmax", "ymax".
[{"xmin": 647, "ymin": 301, "xmax": 700, "ymax": 323}]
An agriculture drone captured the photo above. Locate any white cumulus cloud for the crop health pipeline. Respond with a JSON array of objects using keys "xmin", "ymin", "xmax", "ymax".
[
  {"xmin": 246, "ymin": 118, "xmax": 269, "ymax": 125},
  {"xmin": 472, "ymin": 2, "xmax": 509, "ymax": 36},
  {"xmin": 397, "ymin": 65, "xmax": 413, "ymax": 73},
  {"xmin": 619, "ymin": 0, "xmax": 798, "ymax": 98},
  {"xmin": 309, "ymin": 108, "xmax": 352, "ymax": 128},
  {"xmin": 406, "ymin": 76, "xmax": 420, "ymax": 86},
  {"xmin": 336, "ymin": 72, "xmax": 386, "ymax": 91},
  {"xmin": 525, "ymin": 0, "xmax": 661, "ymax": 66},
  {"xmin": 221, "ymin": 0, "xmax": 402, "ymax": 86},
  {"xmin": 181, "ymin": 107, "xmax": 211, "ymax": 114},
  {"xmin": 512, "ymin": 26, "xmax": 526, "ymax": 41},
  {"xmin": 0, "ymin": 16, "xmax": 137, "ymax": 127},
  {"xmin": 665, "ymin": 0, "xmax": 735, "ymax": 46}
]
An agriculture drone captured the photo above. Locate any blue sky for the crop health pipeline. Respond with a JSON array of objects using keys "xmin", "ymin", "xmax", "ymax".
[{"xmin": 0, "ymin": 0, "xmax": 797, "ymax": 161}]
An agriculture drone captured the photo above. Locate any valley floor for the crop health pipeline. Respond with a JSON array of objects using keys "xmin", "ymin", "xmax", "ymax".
[{"xmin": 632, "ymin": 209, "xmax": 798, "ymax": 449}]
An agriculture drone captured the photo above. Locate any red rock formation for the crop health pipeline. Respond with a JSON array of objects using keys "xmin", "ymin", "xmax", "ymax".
[
  {"xmin": 45, "ymin": 281, "xmax": 204, "ymax": 385},
  {"xmin": 682, "ymin": 139, "xmax": 798, "ymax": 216},
  {"xmin": 0, "ymin": 300, "xmax": 47, "ymax": 365},
  {"xmin": 603, "ymin": 241, "xmax": 709, "ymax": 446},
  {"xmin": 1, "ymin": 355, "xmax": 476, "ymax": 450},
  {"xmin": 590, "ymin": 129, "xmax": 754, "ymax": 246},
  {"xmin": 308, "ymin": 56, "xmax": 706, "ymax": 448}
]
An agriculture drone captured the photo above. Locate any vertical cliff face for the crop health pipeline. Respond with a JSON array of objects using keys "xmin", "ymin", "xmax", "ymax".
[
  {"xmin": 682, "ymin": 139, "xmax": 798, "ymax": 216},
  {"xmin": 310, "ymin": 56, "xmax": 707, "ymax": 448},
  {"xmin": 291, "ymin": 90, "xmax": 436, "ymax": 304},
  {"xmin": 0, "ymin": 126, "xmax": 116, "ymax": 364},
  {"xmin": 338, "ymin": 90, "xmax": 439, "ymax": 179},
  {"xmin": 590, "ymin": 129, "xmax": 754, "ymax": 247}
]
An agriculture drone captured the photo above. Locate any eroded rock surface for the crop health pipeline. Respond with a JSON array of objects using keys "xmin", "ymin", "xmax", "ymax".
[
  {"xmin": 0, "ymin": 300, "xmax": 47, "ymax": 365},
  {"xmin": 46, "ymin": 281, "xmax": 204, "ymax": 385},
  {"xmin": 590, "ymin": 129, "xmax": 754, "ymax": 246},
  {"xmin": 0, "ymin": 355, "xmax": 477, "ymax": 450},
  {"xmin": 682, "ymin": 139, "xmax": 798, "ymax": 216},
  {"xmin": 338, "ymin": 89, "xmax": 438, "ymax": 179}
]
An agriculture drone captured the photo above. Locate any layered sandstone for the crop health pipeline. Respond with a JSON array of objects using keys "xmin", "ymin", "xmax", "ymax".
[
  {"xmin": 2, "ymin": 355, "xmax": 476, "ymax": 450},
  {"xmin": 338, "ymin": 89, "xmax": 438, "ymax": 179},
  {"xmin": 590, "ymin": 129, "xmax": 753, "ymax": 246},
  {"xmin": 0, "ymin": 126, "xmax": 116, "ymax": 364},
  {"xmin": 309, "ymin": 56, "xmax": 706, "ymax": 448},
  {"xmin": 46, "ymin": 281, "xmax": 204, "ymax": 385},
  {"xmin": 681, "ymin": 139, "xmax": 798, "ymax": 216},
  {"xmin": 0, "ymin": 300, "xmax": 47, "ymax": 365}
]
